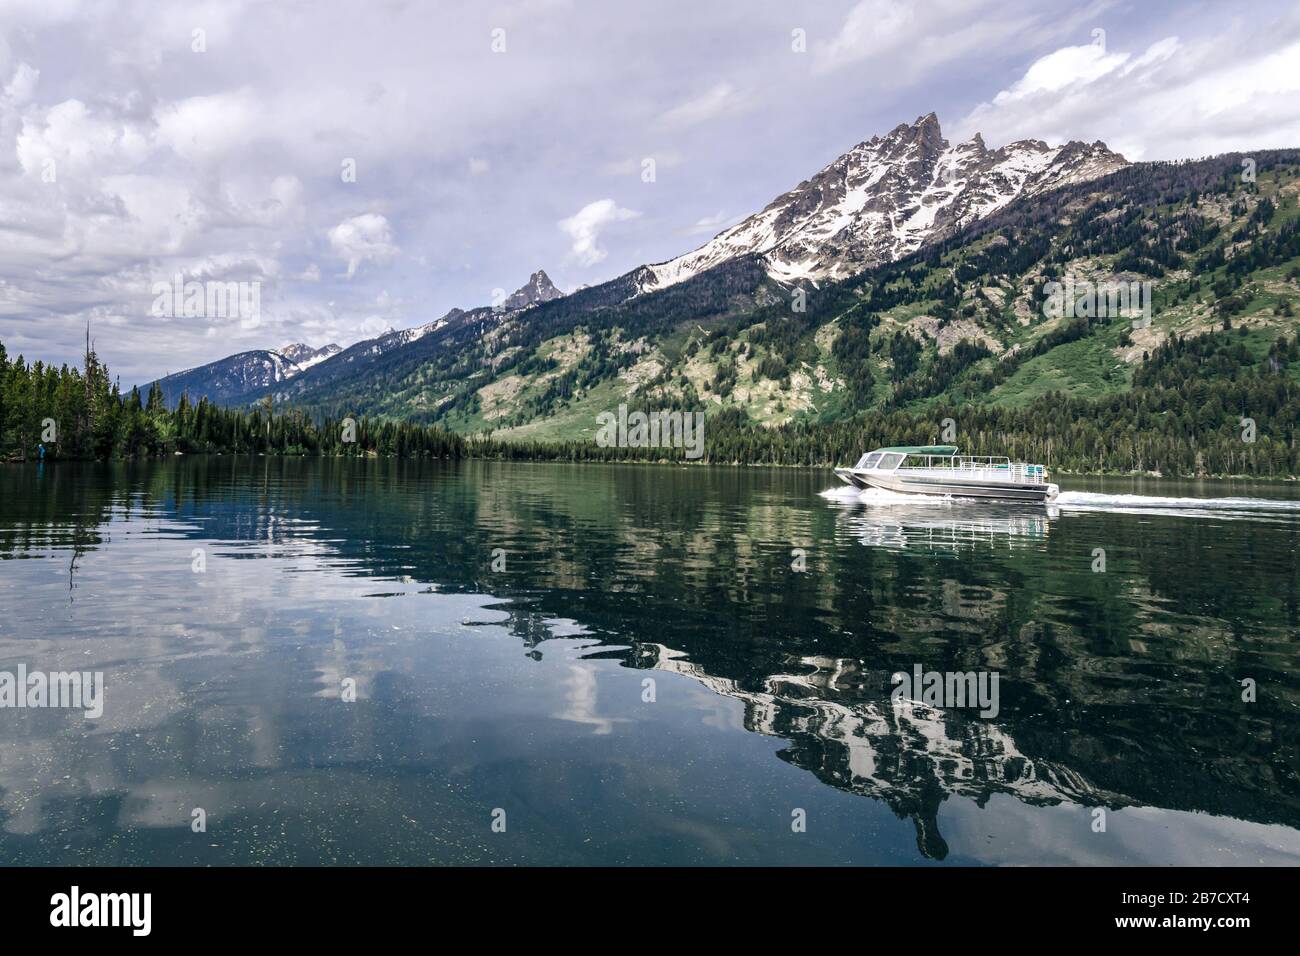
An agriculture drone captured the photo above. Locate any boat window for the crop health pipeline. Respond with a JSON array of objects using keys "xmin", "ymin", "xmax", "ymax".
[
  {"xmin": 859, "ymin": 452, "xmax": 883, "ymax": 469},
  {"xmin": 877, "ymin": 453, "xmax": 905, "ymax": 470}
]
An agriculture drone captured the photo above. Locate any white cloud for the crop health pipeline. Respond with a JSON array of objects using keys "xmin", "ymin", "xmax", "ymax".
[
  {"xmin": 468, "ymin": 157, "xmax": 490, "ymax": 176},
  {"xmin": 16, "ymin": 98, "xmax": 150, "ymax": 176},
  {"xmin": 152, "ymin": 252, "xmax": 279, "ymax": 291},
  {"xmin": 991, "ymin": 39, "xmax": 1131, "ymax": 102},
  {"xmin": 154, "ymin": 89, "xmax": 264, "ymax": 163},
  {"xmin": 328, "ymin": 213, "xmax": 399, "ymax": 278},
  {"xmin": 818, "ymin": 0, "xmax": 918, "ymax": 73},
  {"xmin": 959, "ymin": 25, "xmax": 1300, "ymax": 160},
  {"xmin": 813, "ymin": 0, "xmax": 1047, "ymax": 78},
  {"xmin": 558, "ymin": 199, "xmax": 639, "ymax": 266}
]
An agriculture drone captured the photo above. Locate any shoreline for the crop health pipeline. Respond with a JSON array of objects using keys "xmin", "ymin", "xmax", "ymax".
[{"xmin": 4, "ymin": 453, "xmax": 1297, "ymax": 482}]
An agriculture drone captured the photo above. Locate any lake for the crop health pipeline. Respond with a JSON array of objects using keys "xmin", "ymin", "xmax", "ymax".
[{"xmin": 1, "ymin": 458, "xmax": 1298, "ymax": 865}]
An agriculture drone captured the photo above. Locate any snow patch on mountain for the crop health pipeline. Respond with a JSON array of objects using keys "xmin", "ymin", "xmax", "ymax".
[
  {"xmin": 278, "ymin": 343, "xmax": 343, "ymax": 372},
  {"xmin": 640, "ymin": 113, "xmax": 1126, "ymax": 292}
]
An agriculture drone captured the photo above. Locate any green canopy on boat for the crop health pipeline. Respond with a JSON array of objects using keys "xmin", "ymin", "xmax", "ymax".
[{"xmin": 873, "ymin": 445, "xmax": 958, "ymax": 456}]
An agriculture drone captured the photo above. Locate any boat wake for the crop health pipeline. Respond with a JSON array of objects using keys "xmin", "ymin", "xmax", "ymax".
[
  {"xmin": 821, "ymin": 486, "xmax": 1300, "ymax": 520},
  {"xmin": 1053, "ymin": 491, "xmax": 1300, "ymax": 518},
  {"xmin": 819, "ymin": 486, "xmax": 951, "ymax": 505}
]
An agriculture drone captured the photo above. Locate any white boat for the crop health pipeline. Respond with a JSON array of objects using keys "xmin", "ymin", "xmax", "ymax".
[{"xmin": 834, "ymin": 445, "xmax": 1059, "ymax": 503}]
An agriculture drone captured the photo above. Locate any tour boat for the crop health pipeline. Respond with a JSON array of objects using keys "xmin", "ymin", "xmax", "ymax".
[{"xmin": 834, "ymin": 445, "xmax": 1060, "ymax": 503}]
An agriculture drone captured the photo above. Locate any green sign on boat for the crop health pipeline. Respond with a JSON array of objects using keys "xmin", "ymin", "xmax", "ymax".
[{"xmin": 873, "ymin": 445, "xmax": 959, "ymax": 456}]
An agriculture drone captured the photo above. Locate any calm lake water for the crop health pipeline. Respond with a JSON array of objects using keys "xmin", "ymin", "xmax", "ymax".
[{"xmin": 1, "ymin": 458, "xmax": 1298, "ymax": 866}]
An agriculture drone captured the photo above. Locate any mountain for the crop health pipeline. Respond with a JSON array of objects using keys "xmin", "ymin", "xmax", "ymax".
[
  {"xmin": 150, "ymin": 269, "xmax": 568, "ymax": 408},
  {"xmin": 240, "ymin": 269, "xmax": 596, "ymax": 414},
  {"xmin": 146, "ymin": 115, "xmax": 1299, "ymax": 459},
  {"xmin": 502, "ymin": 270, "xmax": 563, "ymax": 309},
  {"xmin": 278, "ymin": 343, "xmax": 342, "ymax": 369},
  {"xmin": 356, "ymin": 143, "xmax": 1294, "ymax": 445},
  {"xmin": 153, "ymin": 116, "xmax": 1125, "ymax": 414},
  {"xmin": 638, "ymin": 113, "xmax": 1127, "ymax": 290},
  {"xmin": 154, "ymin": 342, "xmax": 341, "ymax": 406}
]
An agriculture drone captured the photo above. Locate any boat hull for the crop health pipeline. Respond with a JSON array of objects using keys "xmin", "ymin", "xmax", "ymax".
[
  {"xmin": 846, "ymin": 469, "xmax": 1059, "ymax": 503},
  {"xmin": 834, "ymin": 467, "xmax": 869, "ymax": 489}
]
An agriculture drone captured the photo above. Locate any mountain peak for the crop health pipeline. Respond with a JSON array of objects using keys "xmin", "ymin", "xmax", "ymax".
[
  {"xmin": 879, "ymin": 112, "xmax": 942, "ymax": 149},
  {"xmin": 277, "ymin": 342, "xmax": 342, "ymax": 369},
  {"xmin": 503, "ymin": 269, "xmax": 563, "ymax": 310},
  {"xmin": 640, "ymin": 112, "xmax": 1128, "ymax": 290}
]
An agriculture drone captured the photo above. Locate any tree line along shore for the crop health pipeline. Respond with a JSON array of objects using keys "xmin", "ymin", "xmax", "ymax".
[{"xmin": 2, "ymin": 331, "xmax": 1296, "ymax": 479}]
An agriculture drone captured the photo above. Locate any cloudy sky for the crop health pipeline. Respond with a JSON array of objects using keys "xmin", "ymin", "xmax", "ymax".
[{"xmin": 2, "ymin": 0, "xmax": 1299, "ymax": 385}]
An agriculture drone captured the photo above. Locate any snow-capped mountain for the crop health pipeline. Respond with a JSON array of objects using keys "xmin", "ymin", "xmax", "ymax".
[
  {"xmin": 338, "ymin": 271, "xmax": 562, "ymax": 362},
  {"xmin": 278, "ymin": 342, "xmax": 342, "ymax": 370},
  {"xmin": 640, "ymin": 113, "xmax": 1127, "ymax": 290},
  {"xmin": 150, "ymin": 114, "xmax": 1129, "ymax": 411},
  {"xmin": 271, "ymin": 271, "xmax": 564, "ymax": 396},
  {"xmin": 153, "ymin": 342, "xmax": 341, "ymax": 406},
  {"xmin": 153, "ymin": 270, "xmax": 568, "ymax": 407}
]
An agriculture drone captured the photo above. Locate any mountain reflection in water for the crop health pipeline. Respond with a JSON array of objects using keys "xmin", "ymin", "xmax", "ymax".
[{"xmin": 0, "ymin": 458, "xmax": 1297, "ymax": 865}]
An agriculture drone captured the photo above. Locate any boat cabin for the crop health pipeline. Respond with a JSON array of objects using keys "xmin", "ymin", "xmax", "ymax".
[
  {"xmin": 852, "ymin": 446, "xmax": 1048, "ymax": 482},
  {"xmin": 853, "ymin": 445, "xmax": 958, "ymax": 471}
]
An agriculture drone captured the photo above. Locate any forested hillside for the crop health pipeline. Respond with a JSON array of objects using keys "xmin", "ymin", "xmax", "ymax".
[
  {"xmin": 256, "ymin": 150, "xmax": 1300, "ymax": 461},
  {"xmin": 0, "ymin": 340, "xmax": 468, "ymax": 461},
  {"xmin": 3, "ymin": 326, "xmax": 1297, "ymax": 476}
]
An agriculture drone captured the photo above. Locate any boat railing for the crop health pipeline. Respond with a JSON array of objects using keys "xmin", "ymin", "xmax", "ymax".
[{"xmin": 894, "ymin": 454, "xmax": 1048, "ymax": 484}]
